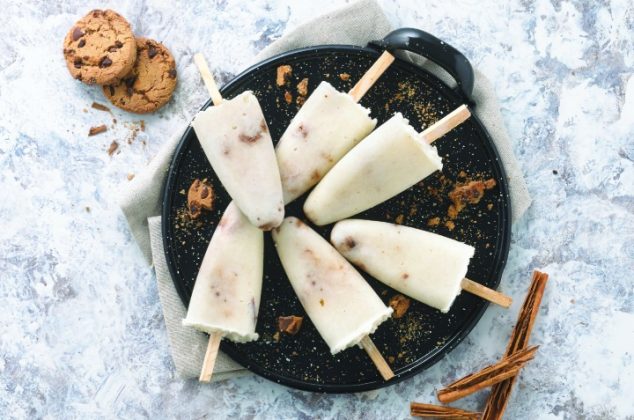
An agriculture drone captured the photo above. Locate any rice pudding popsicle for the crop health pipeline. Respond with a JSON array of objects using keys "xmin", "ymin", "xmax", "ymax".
[
  {"xmin": 192, "ymin": 54, "xmax": 283, "ymax": 230},
  {"xmin": 183, "ymin": 201, "xmax": 264, "ymax": 381},
  {"xmin": 276, "ymin": 51, "xmax": 395, "ymax": 204},
  {"xmin": 273, "ymin": 217, "xmax": 395, "ymax": 380},
  {"xmin": 331, "ymin": 219, "xmax": 512, "ymax": 313},
  {"xmin": 304, "ymin": 106, "xmax": 471, "ymax": 226}
]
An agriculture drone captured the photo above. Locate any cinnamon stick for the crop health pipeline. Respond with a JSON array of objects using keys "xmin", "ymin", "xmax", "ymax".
[
  {"xmin": 410, "ymin": 402, "xmax": 481, "ymax": 419},
  {"xmin": 481, "ymin": 270, "xmax": 549, "ymax": 420},
  {"xmin": 437, "ymin": 345, "xmax": 539, "ymax": 403}
]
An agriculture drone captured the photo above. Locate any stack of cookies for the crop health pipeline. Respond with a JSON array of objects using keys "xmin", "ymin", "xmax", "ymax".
[{"xmin": 63, "ymin": 9, "xmax": 177, "ymax": 114}]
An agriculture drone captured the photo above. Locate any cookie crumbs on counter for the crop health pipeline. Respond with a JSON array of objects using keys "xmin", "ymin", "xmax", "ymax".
[
  {"xmin": 381, "ymin": 290, "xmax": 388, "ymax": 296},
  {"xmin": 389, "ymin": 295, "xmax": 411, "ymax": 319},
  {"xmin": 339, "ymin": 72, "xmax": 350, "ymax": 81},
  {"xmin": 273, "ymin": 332, "xmax": 281, "ymax": 343},
  {"xmin": 444, "ymin": 220, "xmax": 455, "ymax": 231},
  {"xmin": 91, "ymin": 102, "xmax": 111, "ymax": 112},
  {"xmin": 179, "ymin": 189, "xmax": 186, "ymax": 195},
  {"xmin": 394, "ymin": 214, "xmax": 405, "ymax": 224},
  {"xmin": 296, "ymin": 95, "xmax": 306, "ymax": 106},
  {"xmin": 296, "ymin": 78, "xmax": 309, "ymax": 96},
  {"xmin": 278, "ymin": 315, "xmax": 303, "ymax": 335},
  {"xmin": 107, "ymin": 140, "xmax": 119, "ymax": 156},
  {"xmin": 276, "ymin": 65, "xmax": 292, "ymax": 86},
  {"xmin": 284, "ymin": 90, "xmax": 293, "ymax": 104},
  {"xmin": 388, "ymin": 356, "xmax": 396, "ymax": 364},
  {"xmin": 127, "ymin": 173, "xmax": 135, "ymax": 181},
  {"xmin": 89, "ymin": 124, "xmax": 108, "ymax": 136}
]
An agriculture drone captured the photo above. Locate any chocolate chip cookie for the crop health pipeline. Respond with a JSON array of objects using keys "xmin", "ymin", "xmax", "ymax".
[
  {"xmin": 102, "ymin": 38, "xmax": 177, "ymax": 114},
  {"xmin": 63, "ymin": 9, "xmax": 136, "ymax": 85}
]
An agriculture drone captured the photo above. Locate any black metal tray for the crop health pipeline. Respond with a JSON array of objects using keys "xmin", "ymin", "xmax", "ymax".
[{"xmin": 161, "ymin": 28, "xmax": 511, "ymax": 392}]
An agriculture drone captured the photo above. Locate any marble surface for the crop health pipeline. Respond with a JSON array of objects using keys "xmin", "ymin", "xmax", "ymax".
[{"xmin": 1, "ymin": 0, "xmax": 633, "ymax": 418}]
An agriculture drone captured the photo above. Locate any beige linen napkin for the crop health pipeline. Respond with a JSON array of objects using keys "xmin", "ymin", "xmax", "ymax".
[{"xmin": 120, "ymin": 0, "xmax": 531, "ymax": 380}]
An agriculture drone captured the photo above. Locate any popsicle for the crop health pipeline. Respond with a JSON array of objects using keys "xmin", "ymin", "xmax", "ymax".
[
  {"xmin": 331, "ymin": 219, "xmax": 512, "ymax": 313},
  {"xmin": 276, "ymin": 51, "xmax": 395, "ymax": 203},
  {"xmin": 183, "ymin": 202, "xmax": 264, "ymax": 382},
  {"xmin": 272, "ymin": 217, "xmax": 395, "ymax": 380},
  {"xmin": 304, "ymin": 106, "xmax": 471, "ymax": 226},
  {"xmin": 192, "ymin": 53, "xmax": 284, "ymax": 230}
]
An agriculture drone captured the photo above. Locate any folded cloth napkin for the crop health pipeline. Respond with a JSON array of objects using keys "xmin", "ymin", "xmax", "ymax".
[{"xmin": 120, "ymin": 0, "xmax": 531, "ymax": 380}]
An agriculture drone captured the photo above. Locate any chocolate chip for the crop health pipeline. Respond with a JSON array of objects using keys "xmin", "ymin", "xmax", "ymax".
[
  {"xmin": 78, "ymin": 39, "xmax": 86, "ymax": 48},
  {"xmin": 115, "ymin": 40, "xmax": 123, "ymax": 48},
  {"xmin": 147, "ymin": 44, "xmax": 158, "ymax": 59},
  {"xmin": 108, "ymin": 46, "xmax": 117, "ymax": 52},
  {"xmin": 72, "ymin": 27, "xmax": 84, "ymax": 41},
  {"xmin": 168, "ymin": 68, "xmax": 177, "ymax": 78},
  {"xmin": 108, "ymin": 85, "xmax": 115, "ymax": 96},
  {"xmin": 124, "ymin": 76, "xmax": 136, "ymax": 88},
  {"xmin": 73, "ymin": 58, "xmax": 82, "ymax": 68},
  {"xmin": 99, "ymin": 57, "xmax": 112, "ymax": 68},
  {"xmin": 201, "ymin": 187, "xmax": 209, "ymax": 199}
]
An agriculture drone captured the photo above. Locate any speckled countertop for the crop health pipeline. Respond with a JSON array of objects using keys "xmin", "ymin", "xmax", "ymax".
[{"xmin": 1, "ymin": 0, "xmax": 633, "ymax": 418}]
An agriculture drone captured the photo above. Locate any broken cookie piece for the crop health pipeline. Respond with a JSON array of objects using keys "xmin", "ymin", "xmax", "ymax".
[
  {"xmin": 389, "ymin": 294, "xmax": 411, "ymax": 319},
  {"xmin": 447, "ymin": 178, "xmax": 497, "ymax": 219},
  {"xmin": 187, "ymin": 178, "xmax": 215, "ymax": 219},
  {"xmin": 278, "ymin": 315, "xmax": 304, "ymax": 335},
  {"xmin": 276, "ymin": 64, "xmax": 292, "ymax": 86}
]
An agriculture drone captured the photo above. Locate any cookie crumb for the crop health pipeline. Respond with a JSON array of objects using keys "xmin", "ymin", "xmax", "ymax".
[
  {"xmin": 447, "ymin": 179, "xmax": 496, "ymax": 219},
  {"xmin": 444, "ymin": 220, "xmax": 455, "ymax": 231},
  {"xmin": 389, "ymin": 294, "xmax": 411, "ymax": 319},
  {"xmin": 273, "ymin": 331, "xmax": 280, "ymax": 343},
  {"xmin": 427, "ymin": 217, "xmax": 441, "ymax": 227},
  {"xmin": 278, "ymin": 315, "xmax": 303, "ymax": 335},
  {"xmin": 127, "ymin": 173, "xmax": 135, "ymax": 181},
  {"xmin": 339, "ymin": 73, "xmax": 351, "ymax": 81},
  {"xmin": 91, "ymin": 102, "xmax": 111, "ymax": 112},
  {"xmin": 284, "ymin": 90, "xmax": 293, "ymax": 104},
  {"xmin": 394, "ymin": 214, "xmax": 405, "ymax": 224},
  {"xmin": 276, "ymin": 65, "xmax": 292, "ymax": 86},
  {"xmin": 296, "ymin": 78, "xmax": 309, "ymax": 96},
  {"xmin": 107, "ymin": 140, "xmax": 119, "ymax": 156},
  {"xmin": 89, "ymin": 124, "xmax": 108, "ymax": 136}
]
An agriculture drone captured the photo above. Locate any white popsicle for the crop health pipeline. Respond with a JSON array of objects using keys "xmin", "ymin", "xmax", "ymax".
[
  {"xmin": 275, "ymin": 81, "xmax": 377, "ymax": 203},
  {"xmin": 272, "ymin": 217, "xmax": 393, "ymax": 354},
  {"xmin": 331, "ymin": 219, "xmax": 511, "ymax": 313},
  {"xmin": 304, "ymin": 106, "xmax": 471, "ymax": 226},
  {"xmin": 191, "ymin": 92, "xmax": 284, "ymax": 230},
  {"xmin": 183, "ymin": 202, "xmax": 263, "ymax": 341},
  {"xmin": 192, "ymin": 53, "xmax": 283, "ymax": 230}
]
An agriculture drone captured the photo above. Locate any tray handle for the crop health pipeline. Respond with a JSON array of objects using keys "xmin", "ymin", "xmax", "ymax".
[{"xmin": 369, "ymin": 28, "xmax": 475, "ymax": 104}]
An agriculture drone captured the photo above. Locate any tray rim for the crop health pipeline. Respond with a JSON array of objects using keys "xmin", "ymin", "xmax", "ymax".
[{"xmin": 161, "ymin": 44, "xmax": 512, "ymax": 393}]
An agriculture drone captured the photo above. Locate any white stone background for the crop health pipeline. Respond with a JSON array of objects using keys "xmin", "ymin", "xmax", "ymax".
[{"xmin": 1, "ymin": 0, "xmax": 633, "ymax": 418}]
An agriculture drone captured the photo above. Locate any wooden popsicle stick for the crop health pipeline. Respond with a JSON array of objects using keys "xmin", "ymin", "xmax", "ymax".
[
  {"xmin": 348, "ymin": 51, "xmax": 395, "ymax": 102},
  {"xmin": 193, "ymin": 53, "xmax": 223, "ymax": 106},
  {"xmin": 192, "ymin": 53, "xmax": 225, "ymax": 384},
  {"xmin": 360, "ymin": 335, "xmax": 395, "ymax": 381},
  {"xmin": 199, "ymin": 331, "xmax": 223, "ymax": 382},
  {"xmin": 461, "ymin": 278, "xmax": 512, "ymax": 308},
  {"xmin": 420, "ymin": 105, "xmax": 471, "ymax": 144}
]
